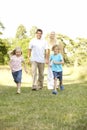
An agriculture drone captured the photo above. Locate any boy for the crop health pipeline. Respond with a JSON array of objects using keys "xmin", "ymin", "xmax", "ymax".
[{"xmin": 50, "ymin": 44, "xmax": 64, "ymax": 94}]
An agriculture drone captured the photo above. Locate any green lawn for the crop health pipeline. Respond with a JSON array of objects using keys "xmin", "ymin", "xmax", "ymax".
[{"xmin": 0, "ymin": 66, "xmax": 87, "ymax": 130}]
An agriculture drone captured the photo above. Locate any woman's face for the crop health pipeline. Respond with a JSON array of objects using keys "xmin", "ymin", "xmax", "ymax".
[{"xmin": 50, "ymin": 32, "xmax": 55, "ymax": 39}]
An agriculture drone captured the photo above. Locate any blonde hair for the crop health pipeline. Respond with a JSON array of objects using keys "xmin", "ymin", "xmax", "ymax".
[
  {"xmin": 10, "ymin": 47, "xmax": 22, "ymax": 55},
  {"xmin": 52, "ymin": 44, "xmax": 61, "ymax": 51}
]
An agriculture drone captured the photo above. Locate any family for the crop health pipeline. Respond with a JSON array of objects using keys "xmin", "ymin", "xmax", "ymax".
[{"xmin": 8, "ymin": 29, "xmax": 64, "ymax": 94}]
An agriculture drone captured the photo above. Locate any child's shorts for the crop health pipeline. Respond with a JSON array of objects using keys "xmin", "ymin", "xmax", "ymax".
[
  {"xmin": 12, "ymin": 70, "xmax": 22, "ymax": 83},
  {"xmin": 53, "ymin": 71, "xmax": 62, "ymax": 81}
]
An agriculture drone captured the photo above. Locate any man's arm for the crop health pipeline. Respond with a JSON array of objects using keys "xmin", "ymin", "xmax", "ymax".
[{"xmin": 45, "ymin": 49, "xmax": 50, "ymax": 64}]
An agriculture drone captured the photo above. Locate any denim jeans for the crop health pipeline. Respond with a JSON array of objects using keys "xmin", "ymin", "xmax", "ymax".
[{"xmin": 12, "ymin": 70, "xmax": 22, "ymax": 83}]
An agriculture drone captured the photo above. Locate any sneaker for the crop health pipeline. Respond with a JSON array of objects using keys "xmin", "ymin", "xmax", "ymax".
[
  {"xmin": 52, "ymin": 90, "xmax": 58, "ymax": 95},
  {"xmin": 38, "ymin": 86, "xmax": 43, "ymax": 90},
  {"xmin": 17, "ymin": 89, "xmax": 21, "ymax": 94},
  {"xmin": 32, "ymin": 85, "xmax": 37, "ymax": 91},
  {"xmin": 60, "ymin": 86, "xmax": 64, "ymax": 90}
]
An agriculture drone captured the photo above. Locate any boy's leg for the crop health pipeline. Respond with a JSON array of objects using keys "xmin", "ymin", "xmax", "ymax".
[
  {"xmin": 59, "ymin": 80, "xmax": 62, "ymax": 87},
  {"xmin": 52, "ymin": 72, "xmax": 58, "ymax": 94},
  {"xmin": 54, "ymin": 78, "xmax": 57, "ymax": 90},
  {"xmin": 59, "ymin": 72, "xmax": 64, "ymax": 90}
]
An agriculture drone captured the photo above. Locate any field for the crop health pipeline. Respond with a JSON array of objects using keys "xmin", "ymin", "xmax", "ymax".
[{"xmin": 0, "ymin": 65, "xmax": 87, "ymax": 130}]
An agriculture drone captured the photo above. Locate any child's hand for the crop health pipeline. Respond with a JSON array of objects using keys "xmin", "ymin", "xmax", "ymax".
[
  {"xmin": 25, "ymin": 69, "xmax": 28, "ymax": 73},
  {"xmin": 53, "ymin": 61, "xmax": 57, "ymax": 64},
  {"xmin": 49, "ymin": 60, "xmax": 53, "ymax": 66}
]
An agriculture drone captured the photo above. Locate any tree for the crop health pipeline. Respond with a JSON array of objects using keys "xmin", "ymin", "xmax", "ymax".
[
  {"xmin": 0, "ymin": 21, "xmax": 5, "ymax": 35},
  {"xmin": 56, "ymin": 33, "xmax": 87, "ymax": 66},
  {"xmin": 29, "ymin": 26, "xmax": 38, "ymax": 39},
  {"xmin": 15, "ymin": 24, "xmax": 27, "ymax": 39},
  {"xmin": 0, "ymin": 39, "xmax": 10, "ymax": 64},
  {"xmin": 0, "ymin": 22, "xmax": 9, "ymax": 65}
]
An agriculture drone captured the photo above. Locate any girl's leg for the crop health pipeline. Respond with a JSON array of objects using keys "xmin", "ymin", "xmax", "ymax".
[
  {"xmin": 17, "ymin": 82, "xmax": 21, "ymax": 93},
  {"xmin": 16, "ymin": 70, "xmax": 22, "ymax": 93}
]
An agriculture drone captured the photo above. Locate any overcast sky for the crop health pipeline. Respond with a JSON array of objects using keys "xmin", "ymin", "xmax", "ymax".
[{"xmin": 0, "ymin": 0, "xmax": 87, "ymax": 38}]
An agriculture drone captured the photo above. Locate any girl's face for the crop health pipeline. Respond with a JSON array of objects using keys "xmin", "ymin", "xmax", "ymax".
[{"xmin": 15, "ymin": 50, "xmax": 21, "ymax": 56}]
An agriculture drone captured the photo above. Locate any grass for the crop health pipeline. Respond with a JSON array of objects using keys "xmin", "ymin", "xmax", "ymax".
[{"xmin": 0, "ymin": 66, "xmax": 87, "ymax": 130}]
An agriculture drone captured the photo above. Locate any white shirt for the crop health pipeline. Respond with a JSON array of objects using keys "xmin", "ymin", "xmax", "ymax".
[{"xmin": 29, "ymin": 38, "xmax": 49, "ymax": 63}]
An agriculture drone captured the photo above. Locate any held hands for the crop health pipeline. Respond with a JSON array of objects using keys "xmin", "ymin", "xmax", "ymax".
[
  {"xmin": 45, "ymin": 59, "xmax": 49, "ymax": 64},
  {"xmin": 25, "ymin": 69, "xmax": 28, "ymax": 74}
]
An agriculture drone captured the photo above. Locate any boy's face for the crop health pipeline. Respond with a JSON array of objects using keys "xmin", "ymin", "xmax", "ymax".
[{"xmin": 54, "ymin": 47, "xmax": 60, "ymax": 54}]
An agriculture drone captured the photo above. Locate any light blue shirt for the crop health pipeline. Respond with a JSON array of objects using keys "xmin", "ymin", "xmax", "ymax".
[{"xmin": 50, "ymin": 53, "xmax": 63, "ymax": 72}]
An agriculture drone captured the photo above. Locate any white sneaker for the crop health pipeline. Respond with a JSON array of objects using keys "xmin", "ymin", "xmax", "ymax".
[{"xmin": 17, "ymin": 89, "xmax": 21, "ymax": 94}]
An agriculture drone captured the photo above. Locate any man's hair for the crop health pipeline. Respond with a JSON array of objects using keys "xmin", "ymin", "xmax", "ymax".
[{"xmin": 36, "ymin": 29, "xmax": 43, "ymax": 34}]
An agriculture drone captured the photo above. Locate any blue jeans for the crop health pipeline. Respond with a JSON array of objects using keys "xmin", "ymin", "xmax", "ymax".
[{"xmin": 12, "ymin": 70, "xmax": 22, "ymax": 83}]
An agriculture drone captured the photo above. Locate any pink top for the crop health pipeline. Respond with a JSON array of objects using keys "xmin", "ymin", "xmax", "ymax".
[{"xmin": 10, "ymin": 55, "xmax": 24, "ymax": 72}]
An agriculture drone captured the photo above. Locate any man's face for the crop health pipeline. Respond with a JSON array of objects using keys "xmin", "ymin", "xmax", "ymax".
[{"xmin": 36, "ymin": 31, "xmax": 42, "ymax": 39}]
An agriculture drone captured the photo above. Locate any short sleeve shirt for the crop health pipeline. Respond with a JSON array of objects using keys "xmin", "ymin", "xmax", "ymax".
[
  {"xmin": 29, "ymin": 38, "xmax": 49, "ymax": 63},
  {"xmin": 50, "ymin": 53, "xmax": 63, "ymax": 72},
  {"xmin": 10, "ymin": 55, "xmax": 24, "ymax": 72}
]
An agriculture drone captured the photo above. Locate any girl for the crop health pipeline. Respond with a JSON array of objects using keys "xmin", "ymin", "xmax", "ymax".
[
  {"xmin": 8, "ymin": 47, "xmax": 28, "ymax": 94},
  {"xmin": 50, "ymin": 45, "xmax": 64, "ymax": 94}
]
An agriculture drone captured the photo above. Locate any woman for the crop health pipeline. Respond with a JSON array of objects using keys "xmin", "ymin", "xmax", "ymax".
[{"xmin": 47, "ymin": 31, "xmax": 64, "ymax": 89}]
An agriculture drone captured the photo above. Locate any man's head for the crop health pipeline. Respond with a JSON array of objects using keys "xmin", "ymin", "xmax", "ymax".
[{"xmin": 36, "ymin": 29, "xmax": 43, "ymax": 39}]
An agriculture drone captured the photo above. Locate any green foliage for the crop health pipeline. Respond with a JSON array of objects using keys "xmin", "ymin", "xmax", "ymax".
[
  {"xmin": 9, "ymin": 37, "xmax": 30, "ymax": 62},
  {"xmin": 0, "ymin": 21, "xmax": 5, "ymax": 35},
  {"xmin": 0, "ymin": 21, "xmax": 87, "ymax": 66},
  {"xmin": 56, "ymin": 34, "xmax": 87, "ymax": 66},
  {"xmin": 29, "ymin": 26, "xmax": 38, "ymax": 39},
  {"xmin": 0, "ymin": 39, "xmax": 10, "ymax": 64},
  {"xmin": 15, "ymin": 24, "xmax": 27, "ymax": 39}
]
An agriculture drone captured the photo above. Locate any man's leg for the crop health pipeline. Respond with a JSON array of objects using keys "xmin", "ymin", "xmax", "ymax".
[
  {"xmin": 31, "ymin": 61, "xmax": 38, "ymax": 89},
  {"xmin": 37, "ymin": 63, "xmax": 44, "ymax": 89}
]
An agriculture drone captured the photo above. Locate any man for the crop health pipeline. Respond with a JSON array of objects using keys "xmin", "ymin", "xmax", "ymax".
[{"xmin": 28, "ymin": 29, "xmax": 49, "ymax": 90}]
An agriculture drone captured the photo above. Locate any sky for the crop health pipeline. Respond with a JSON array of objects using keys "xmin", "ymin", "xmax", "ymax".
[{"xmin": 0, "ymin": 0, "xmax": 87, "ymax": 39}]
